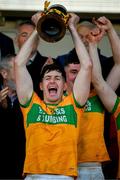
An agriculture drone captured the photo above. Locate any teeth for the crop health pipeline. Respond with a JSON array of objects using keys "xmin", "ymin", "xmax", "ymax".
[
  {"xmin": 49, "ymin": 88, "xmax": 57, "ymax": 91},
  {"xmin": 49, "ymin": 89, "xmax": 57, "ymax": 92},
  {"xmin": 49, "ymin": 88, "xmax": 57, "ymax": 94}
]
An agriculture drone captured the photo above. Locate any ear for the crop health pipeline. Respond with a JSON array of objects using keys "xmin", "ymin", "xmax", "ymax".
[
  {"xmin": 39, "ymin": 82, "xmax": 43, "ymax": 91},
  {"xmin": 63, "ymin": 82, "xmax": 67, "ymax": 92},
  {"xmin": 0, "ymin": 69, "xmax": 8, "ymax": 79}
]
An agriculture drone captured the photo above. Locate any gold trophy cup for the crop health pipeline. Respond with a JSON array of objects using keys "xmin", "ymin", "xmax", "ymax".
[{"xmin": 37, "ymin": 1, "xmax": 69, "ymax": 43}]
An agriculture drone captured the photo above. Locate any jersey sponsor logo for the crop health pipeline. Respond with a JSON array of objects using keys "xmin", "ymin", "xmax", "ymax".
[{"xmin": 26, "ymin": 104, "xmax": 77, "ymax": 127}]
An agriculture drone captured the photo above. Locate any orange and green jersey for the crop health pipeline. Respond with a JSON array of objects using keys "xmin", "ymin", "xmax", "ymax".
[
  {"xmin": 20, "ymin": 92, "xmax": 84, "ymax": 177},
  {"xmin": 78, "ymin": 89, "xmax": 110, "ymax": 163},
  {"xmin": 111, "ymin": 97, "xmax": 120, "ymax": 178}
]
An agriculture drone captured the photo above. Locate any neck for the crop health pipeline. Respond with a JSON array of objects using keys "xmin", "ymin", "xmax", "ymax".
[
  {"xmin": 44, "ymin": 98, "xmax": 62, "ymax": 105},
  {"xmin": 66, "ymin": 86, "xmax": 72, "ymax": 95}
]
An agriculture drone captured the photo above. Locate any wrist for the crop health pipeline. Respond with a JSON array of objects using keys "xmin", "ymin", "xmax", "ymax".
[
  {"xmin": 69, "ymin": 24, "xmax": 76, "ymax": 31},
  {"xmin": 106, "ymin": 26, "xmax": 114, "ymax": 34}
]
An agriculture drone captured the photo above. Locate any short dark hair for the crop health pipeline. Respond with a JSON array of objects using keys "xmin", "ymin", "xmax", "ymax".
[
  {"xmin": 64, "ymin": 49, "xmax": 80, "ymax": 67},
  {"xmin": 40, "ymin": 63, "xmax": 66, "ymax": 82}
]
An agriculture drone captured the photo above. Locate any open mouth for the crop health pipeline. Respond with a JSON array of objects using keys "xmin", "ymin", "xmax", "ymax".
[{"xmin": 48, "ymin": 87, "xmax": 58, "ymax": 96}]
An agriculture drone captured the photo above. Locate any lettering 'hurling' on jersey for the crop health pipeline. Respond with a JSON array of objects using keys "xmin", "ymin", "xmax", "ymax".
[{"xmin": 21, "ymin": 92, "xmax": 83, "ymax": 128}]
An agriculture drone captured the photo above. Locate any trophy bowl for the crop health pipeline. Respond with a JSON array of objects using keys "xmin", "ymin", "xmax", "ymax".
[{"xmin": 37, "ymin": 3, "xmax": 69, "ymax": 43}]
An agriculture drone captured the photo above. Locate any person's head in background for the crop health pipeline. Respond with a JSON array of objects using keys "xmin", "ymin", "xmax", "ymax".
[
  {"xmin": 77, "ymin": 21, "xmax": 96, "ymax": 48},
  {"xmin": 0, "ymin": 54, "xmax": 16, "ymax": 91},
  {"xmin": 16, "ymin": 20, "xmax": 40, "ymax": 58},
  {"xmin": 64, "ymin": 49, "xmax": 80, "ymax": 94}
]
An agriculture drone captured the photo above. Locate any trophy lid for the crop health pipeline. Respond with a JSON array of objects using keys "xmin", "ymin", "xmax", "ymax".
[{"xmin": 48, "ymin": 4, "xmax": 67, "ymax": 15}]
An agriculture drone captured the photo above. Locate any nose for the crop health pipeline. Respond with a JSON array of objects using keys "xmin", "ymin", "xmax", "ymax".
[
  {"xmin": 50, "ymin": 76, "xmax": 59, "ymax": 84},
  {"xmin": 49, "ymin": 78, "xmax": 55, "ymax": 83},
  {"xmin": 82, "ymin": 36, "xmax": 87, "ymax": 43}
]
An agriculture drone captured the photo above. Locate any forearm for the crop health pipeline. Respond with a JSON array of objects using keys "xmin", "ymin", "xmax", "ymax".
[
  {"xmin": 89, "ymin": 43, "xmax": 103, "ymax": 84},
  {"xmin": 69, "ymin": 24, "xmax": 91, "ymax": 69},
  {"xmin": 15, "ymin": 29, "xmax": 38, "ymax": 66},
  {"xmin": 107, "ymin": 26, "xmax": 120, "ymax": 65},
  {"xmin": 89, "ymin": 43, "xmax": 117, "ymax": 112},
  {"xmin": 106, "ymin": 28, "xmax": 120, "ymax": 90}
]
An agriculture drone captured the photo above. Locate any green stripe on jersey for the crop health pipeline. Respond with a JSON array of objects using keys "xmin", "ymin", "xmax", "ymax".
[
  {"xmin": 84, "ymin": 95, "xmax": 104, "ymax": 113},
  {"xmin": 116, "ymin": 114, "xmax": 120, "ymax": 130},
  {"xmin": 26, "ymin": 104, "xmax": 77, "ymax": 127}
]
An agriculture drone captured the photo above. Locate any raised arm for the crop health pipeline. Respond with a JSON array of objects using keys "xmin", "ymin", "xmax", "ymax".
[
  {"xmin": 93, "ymin": 16, "xmax": 120, "ymax": 90},
  {"xmin": 88, "ymin": 35, "xmax": 117, "ymax": 112},
  {"xmin": 14, "ymin": 26, "xmax": 39, "ymax": 105},
  {"xmin": 84, "ymin": 23, "xmax": 117, "ymax": 111},
  {"xmin": 68, "ymin": 13, "xmax": 92, "ymax": 106}
]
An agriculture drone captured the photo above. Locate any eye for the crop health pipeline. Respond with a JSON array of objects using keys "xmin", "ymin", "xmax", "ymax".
[
  {"xmin": 44, "ymin": 77, "xmax": 50, "ymax": 80},
  {"xmin": 71, "ymin": 70, "xmax": 78, "ymax": 74},
  {"xmin": 20, "ymin": 33, "xmax": 29, "ymax": 38},
  {"xmin": 55, "ymin": 76, "xmax": 61, "ymax": 80}
]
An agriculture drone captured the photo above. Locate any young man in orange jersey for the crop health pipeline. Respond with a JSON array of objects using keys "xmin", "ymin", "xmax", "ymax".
[
  {"xmin": 76, "ymin": 26, "xmax": 108, "ymax": 180},
  {"xmin": 63, "ymin": 25, "xmax": 106, "ymax": 179},
  {"xmin": 14, "ymin": 12, "xmax": 92, "ymax": 180},
  {"xmin": 89, "ymin": 16, "xmax": 120, "ymax": 179},
  {"xmin": 63, "ymin": 17, "xmax": 119, "ymax": 179}
]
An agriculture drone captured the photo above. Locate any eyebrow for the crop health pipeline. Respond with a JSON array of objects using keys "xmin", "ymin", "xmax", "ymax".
[
  {"xmin": 19, "ymin": 32, "xmax": 29, "ymax": 36},
  {"xmin": 44, "ymin": 75, "xmax": 62, "ymax": 78}
]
